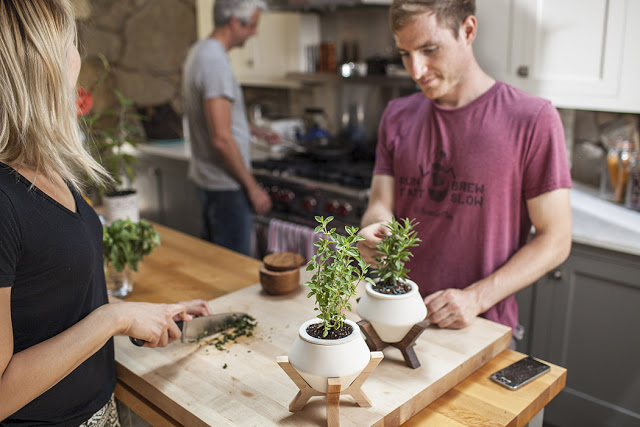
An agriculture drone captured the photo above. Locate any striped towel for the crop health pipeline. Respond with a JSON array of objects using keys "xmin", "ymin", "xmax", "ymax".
[{"xmin": 267, "ymin": 218, "xmax": 322, "ymax": 262}]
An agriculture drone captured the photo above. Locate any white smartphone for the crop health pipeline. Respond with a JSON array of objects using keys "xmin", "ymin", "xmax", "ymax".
[{"xmin": 490, "ymin": 356, "xmax": 550, "ymax": 390}]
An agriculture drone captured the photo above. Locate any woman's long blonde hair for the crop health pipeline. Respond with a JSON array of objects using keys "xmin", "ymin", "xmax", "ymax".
[{"xmin": 0, "ymin": 0, "xmax": 109, "ymax": 192}]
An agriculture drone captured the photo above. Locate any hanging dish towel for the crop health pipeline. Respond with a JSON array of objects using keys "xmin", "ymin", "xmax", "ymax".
[{"xmin": 267, "ymin": 218, "xmax": 322, "ymax": 262}]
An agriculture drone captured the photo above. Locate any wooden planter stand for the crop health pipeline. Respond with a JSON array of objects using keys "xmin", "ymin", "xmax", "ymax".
[
  {"xmin": 357, "ymin": 320, "xmax": 430, "ymax": 369},
  {"xmin": 277, "ymin": 351, "xmax": 384, "ymax": 427}
]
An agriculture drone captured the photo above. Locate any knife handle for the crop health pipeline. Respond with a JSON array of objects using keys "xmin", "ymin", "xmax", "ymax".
[{"xmin": 129, "ymin": 320, "xmax": 185, "ymax": 346}]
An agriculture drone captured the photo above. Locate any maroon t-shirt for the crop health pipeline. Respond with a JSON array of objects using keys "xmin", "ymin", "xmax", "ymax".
[{"xmin": 374, "ymin": 81, "xmax": 572, "ymax": 331}]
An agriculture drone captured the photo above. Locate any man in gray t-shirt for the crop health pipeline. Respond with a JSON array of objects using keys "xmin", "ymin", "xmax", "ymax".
[{"xmin": 183, "ymin": 0, "xmax": 279, "ymax": 255}]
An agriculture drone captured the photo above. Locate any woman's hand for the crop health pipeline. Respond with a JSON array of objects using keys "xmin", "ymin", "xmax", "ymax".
[
  {"xmin": 176, "ymin": 299, "xmax": 212, "ymax": 317},
  {"xmin": 114, "ymin": 302, "xmax": 192, "ymax": 348}
]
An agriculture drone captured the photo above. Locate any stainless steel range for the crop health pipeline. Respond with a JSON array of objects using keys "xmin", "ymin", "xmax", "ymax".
[{"xmin": 252, "ymin": 156, "xmax": 373, "ymax": 230}]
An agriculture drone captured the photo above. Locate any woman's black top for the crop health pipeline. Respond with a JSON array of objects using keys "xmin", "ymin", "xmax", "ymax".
[{"xmin": 0, "ymin": 162, "xmax": 115, "ymax": 426}]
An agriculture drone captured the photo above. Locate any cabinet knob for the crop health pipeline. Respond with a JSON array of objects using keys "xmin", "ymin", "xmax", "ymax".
[
  {"xmin": 550, "ymin": 270, "xmax": 563, "ymax": 280},
  {"xmin": 517, "ymin": 65, "xmax": 529, "ymax": 78}
]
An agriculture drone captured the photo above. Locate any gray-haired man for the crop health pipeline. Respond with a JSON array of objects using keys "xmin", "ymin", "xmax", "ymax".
[{"xmin": 183, "ymin": 0, "xmax": 280, "ymax": 255}]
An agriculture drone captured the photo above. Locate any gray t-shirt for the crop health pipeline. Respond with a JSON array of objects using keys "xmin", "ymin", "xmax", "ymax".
[{"xmin": 183, "ymin": 38, "xmax": 251, "ymax": 191}]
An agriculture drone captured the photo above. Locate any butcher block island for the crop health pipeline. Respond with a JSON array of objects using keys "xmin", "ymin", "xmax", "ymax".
[{"xmin": 116, "ymin": 223, "xmax": 567, "ymax": 426}]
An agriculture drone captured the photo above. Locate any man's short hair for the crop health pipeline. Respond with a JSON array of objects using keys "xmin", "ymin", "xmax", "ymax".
[
  {"xmin": 389, "ymin": 0, "xmax": 476, "ymax": 38},
  {"xmin": 214, "ymin": 0, "xmax": 267, "ymax": 28}
]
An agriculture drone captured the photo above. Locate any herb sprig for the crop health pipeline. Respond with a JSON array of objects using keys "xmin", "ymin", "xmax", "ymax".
[
  {"xmin": 305, "ymin": 216, "xmax": 372, "ymax": 337},
  {"xmin": 372, "ymin": 217, "xmax": 420, "ymax": 290}
]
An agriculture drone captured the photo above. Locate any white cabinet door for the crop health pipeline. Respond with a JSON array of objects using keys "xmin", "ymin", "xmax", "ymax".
[
  {"xmin": 473, "ymin": 0, "xmax": 517, "ymax": 86},
  {"xmin": 513, "ymin": 0, "xmax": 626, "ymax": 101},
  {"xmin": 195, "ymin": 0, "xmax": 319, "ymax": 88},
  {"xmin": 474, "ymin": 0, "xmax": 638, "ymax": 112}
]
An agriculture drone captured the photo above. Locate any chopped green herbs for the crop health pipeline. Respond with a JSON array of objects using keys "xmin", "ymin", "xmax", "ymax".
[{"xmin": 197, "ymin": 314, "xmax": 258, "ymax": 351}]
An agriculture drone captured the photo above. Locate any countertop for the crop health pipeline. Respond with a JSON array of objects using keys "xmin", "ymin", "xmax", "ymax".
[
  {"xmin": 136, "ymin": 140, "xmax": 640, "ymax": 257},
  {"xmin": 116, "ymin": 223, "xmax": 566, "ymax": 426}
]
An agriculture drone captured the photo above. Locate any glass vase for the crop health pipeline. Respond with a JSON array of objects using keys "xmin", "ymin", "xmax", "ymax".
[{"xmin": 105, "ymin": 263, "xmax": 132, "ymax": 298}]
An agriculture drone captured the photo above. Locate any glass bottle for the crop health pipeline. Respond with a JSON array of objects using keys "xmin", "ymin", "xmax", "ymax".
[
  {"xmin": 601, "ymin": 140, "xmax": 635, "ymax": 203},
  {"xmin": 625, "ymin": 152, "xmax": 640, "ymax": 211}
]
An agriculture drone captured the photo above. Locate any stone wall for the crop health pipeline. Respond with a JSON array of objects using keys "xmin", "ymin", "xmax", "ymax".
[{"xmin": 74, "ymin": 0, "xmax": 197, "ymax": 117}]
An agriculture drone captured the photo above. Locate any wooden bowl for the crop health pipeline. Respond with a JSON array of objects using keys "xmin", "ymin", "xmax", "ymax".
[
  {"xmin": 263, "ymin": 252, "xmax": 305, "ymax": 272},
  {"xmin": 259, "ymin": 263, "xmax": 300, "ymax": 296}
]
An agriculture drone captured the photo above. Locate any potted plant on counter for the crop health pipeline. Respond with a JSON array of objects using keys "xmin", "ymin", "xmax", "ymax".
[
  {"xmin": 81, "ymin": 54, "xmax": 145, "ymax": 222},
  {"xmin": 357, "ymin": 217, "xmax": 426, "ymax": 343},
  {"xmin": 287, "ymin": 216, "xmax": 373, "ymax": 393},
  {"xmin": 102, "ymin": 218, "xmax": 161, "ymax": 298}
]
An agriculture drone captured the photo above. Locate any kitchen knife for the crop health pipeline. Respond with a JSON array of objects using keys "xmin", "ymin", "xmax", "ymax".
[{"xmin": 129, "ymin": 312, "xmax": 248, "ymax": 346}]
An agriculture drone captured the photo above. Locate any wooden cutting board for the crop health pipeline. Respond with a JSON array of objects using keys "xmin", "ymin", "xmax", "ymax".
[{"xmin": 114, "ymin": 271, "xmax": 511, "ymax": 426}]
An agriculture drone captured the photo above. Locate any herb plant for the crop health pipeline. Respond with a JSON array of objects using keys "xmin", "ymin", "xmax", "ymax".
[
  {"xmin": 372, "ymin": 217, "xmax": 420, "ymax": 292},
  {"xmin": 305, "ymin": 216, "xmax": 372, "ymax": 337},
  {"xmin": 102, "ymin": 219, "xmax": 161, "ymax": 272},
  {"xmin": 81, "ymin": 54, "xmax": 144, "ymax": 194}
]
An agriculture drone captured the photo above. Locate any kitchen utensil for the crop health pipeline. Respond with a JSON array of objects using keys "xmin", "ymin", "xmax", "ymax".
[{"xmin": 129, "ymin": 312, "xmax": 248, "ymax": 346}]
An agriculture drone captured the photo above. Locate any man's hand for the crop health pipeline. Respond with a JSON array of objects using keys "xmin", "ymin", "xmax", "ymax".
[
  {"xmin": 423, "ymin": 288, "xmax": 481, "ymax": 329},
  {"xmin": 247, "ymin": 184, "xmax": 272, "ymax": 215},
  {"xmin": 357, "ymin": 221, "xmax": 391, "ymax": 265}
]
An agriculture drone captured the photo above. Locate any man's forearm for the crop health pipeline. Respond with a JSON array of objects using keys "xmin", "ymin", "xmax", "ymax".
[
  {"xmin": 360, "ymin": 201, "xmax": 394, "ymax": 228},
  {"xmin": 468, "ymin": 228, "xmax": 572, "ymax": 314},
  {"xmin": 214, "ymin": 135, "xmax": 258, "ymax": 192}
]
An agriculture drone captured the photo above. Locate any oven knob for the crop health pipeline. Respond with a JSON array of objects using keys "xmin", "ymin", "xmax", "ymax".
[
  {"xmin": 325, "ymin": 200, "xmax": 340, "ymax": 214},
  {"xmin": 302, "ymin": 197, "xmax": 317, "ymax": 211},
  {"xmin": 279, "ymin": 189, "xmax": 295, "ymax": 203},
  {"xmin": 337, "ymin": 202, "xmax": 353, "ymax": 217},
  {"xmin": 269, "ymin": 186, "xmax": 279, "ymax": 200}
]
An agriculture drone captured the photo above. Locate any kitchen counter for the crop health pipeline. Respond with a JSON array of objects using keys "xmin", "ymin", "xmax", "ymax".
[
  {"xmin": 136, "ymin": 141, "xmax": 640, "ymax": 256},
  {"xmin": 116, "ymin": 222, "xmax": 566, "ymax": 426}
]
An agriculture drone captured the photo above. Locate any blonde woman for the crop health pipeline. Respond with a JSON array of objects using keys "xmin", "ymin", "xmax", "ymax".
[{"xmin": 0, "ymin": 1, "xmax": 210, "ymax": 424}]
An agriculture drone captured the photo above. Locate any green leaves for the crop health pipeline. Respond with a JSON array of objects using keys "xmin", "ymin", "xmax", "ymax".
[
  {"xmin": 103, "ymin": 219, "xmax": 161, "ymax": 272},
  {"xmin": 304, "ymin": 216, "xmax": 370, "ymax": 337},
  {"xmin": 372, "ymin": 217, "xmax": 420, "ymax": 288},
  {"xmin": 80, "ymin": 56, "xmax": 144, "ymax": 194}
]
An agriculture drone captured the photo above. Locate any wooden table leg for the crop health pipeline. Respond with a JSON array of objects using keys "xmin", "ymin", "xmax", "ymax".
[
  {"xmin": 278, "ymin": 352, "xmax": 384, "ymax": 425},
  {"xmin": 358, "ymin": 320, "xmax": 430, "ymax": 369},
  {"xmin": 326, "ymin": 378, "xmax": 342, "ymax": 427}
]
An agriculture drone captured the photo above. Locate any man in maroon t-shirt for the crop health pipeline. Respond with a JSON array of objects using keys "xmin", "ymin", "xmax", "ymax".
[{"xmin": 358, "ymin": 0, "xmax": 572, "ymax": 339}]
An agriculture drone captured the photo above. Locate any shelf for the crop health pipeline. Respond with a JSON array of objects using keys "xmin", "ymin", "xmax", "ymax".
[{"xmin": 286, "ymin": 72, "xmax": 416, "ymax": 88}]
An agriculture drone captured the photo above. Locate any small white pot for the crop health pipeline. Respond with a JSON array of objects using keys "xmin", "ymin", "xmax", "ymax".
[
  {"xmin": 357, "ymin": 279, "xmax": 427, "ymax": 343},
  {"xmin": 288, "ymin": 318, "xmax": 370, "ymax": 393},
  {"xmin": 103, "ymin": 190, "xmax": 139, "ymax": 223}
]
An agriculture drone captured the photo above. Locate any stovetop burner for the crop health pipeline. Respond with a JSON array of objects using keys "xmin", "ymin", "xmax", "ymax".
[{"xmin": 252, "ymin": 156, "xmax": 374, "ymax": 189}]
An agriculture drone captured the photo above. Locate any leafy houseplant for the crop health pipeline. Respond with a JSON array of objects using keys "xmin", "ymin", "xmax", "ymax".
[
  {"xmin": 103, "ymin": 219, "xmax": 161, "ymax": 273},
  {"xmin": 102, "ymin": 218, "xmax": 160, "ymax": 298},
  {"xmin": 304, "ymin": 216, "xmax": 372, "ymax": 338},
  {"xmin": 356, "ymin": 217, "xmax": 426, "ymax": 344},
  {"xmin": 371, "ymin": 217, "xmax": 420, "ymax": 295},
  {"xmin": 79, "ymin": 54, "xmax": 144, "ymax": 207},
  {"xmin": 288, "ymin": 216, "xmax": 373, "ymax": 394}
]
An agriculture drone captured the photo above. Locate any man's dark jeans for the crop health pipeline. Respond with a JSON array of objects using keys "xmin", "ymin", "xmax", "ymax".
[{"xmin": 197, "ymin": 187, "xmax": 252, "ymax": 256}]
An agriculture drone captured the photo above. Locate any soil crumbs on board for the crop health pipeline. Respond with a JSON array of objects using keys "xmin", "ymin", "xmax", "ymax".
[
  {"xmin": 306, "ymin": 322, "xmax": 353, "ymax": 340},
  {"xmin": 372, "ymin": 282, "xmax": 411, "ymax": 295}
]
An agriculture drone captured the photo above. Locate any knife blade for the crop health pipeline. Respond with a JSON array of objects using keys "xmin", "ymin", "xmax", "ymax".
[{"xmin": 129, "ymin": 312, "xmax": 248, "ymax": 346}]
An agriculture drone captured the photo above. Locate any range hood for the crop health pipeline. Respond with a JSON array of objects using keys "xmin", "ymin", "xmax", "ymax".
[{"xmin": 267, "ymin": 0, "xmax": 391, "ymax": 11}]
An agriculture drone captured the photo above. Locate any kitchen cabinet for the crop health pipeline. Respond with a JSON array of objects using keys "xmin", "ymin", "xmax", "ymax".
[
  {"xmin": 196, "ymin": 0, "xmax": 320, "ymax": 88},
  {"xmin": 526, "ymin": 243, "xmax": 640, "ymax": 426},
  {"xmin": 134, "ymin": 152, "xmax": 201, "ymax": 238},
  {"xmin": 474, "ymin": 0, "xmax": 640, "ymax": 113}
]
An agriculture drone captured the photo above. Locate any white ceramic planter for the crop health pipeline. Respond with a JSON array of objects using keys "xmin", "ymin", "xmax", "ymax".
[
  {"xmin": 103, "ymin": 190, "xmax": 139, "ymax": 223},
  {"xmin": 357, "ymin": 279, "xmax": 427, "ymax": 343},
  {"xmin": 288, "ymin": 318, "xmax": 370, "ymax": 393}
]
